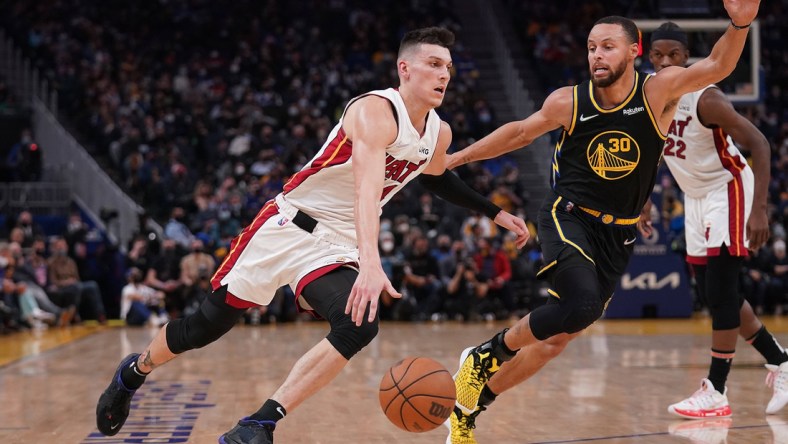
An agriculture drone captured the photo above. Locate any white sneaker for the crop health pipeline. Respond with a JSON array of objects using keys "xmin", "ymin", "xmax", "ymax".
[
  {"xmin": 668, "ymin": 418, "xmax": 731, "ymax": 444},
  {"xmin": 668, "ymin": 379, "xmax": 732, "ymax": 419},
  {"xmin": 766, "ymin": 361, "xmax": 788, "ymax": 414}
]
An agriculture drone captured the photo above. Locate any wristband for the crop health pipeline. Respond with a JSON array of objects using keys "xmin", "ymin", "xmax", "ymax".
[{"xmin": 730, "ymin": 19, "xmax": 751, "ymax": 30}]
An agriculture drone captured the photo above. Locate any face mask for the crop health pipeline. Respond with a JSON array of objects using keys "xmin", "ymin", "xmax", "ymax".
[{"xmin": 381, "ymin": 240, "xmax": 394, "ymax": 253}]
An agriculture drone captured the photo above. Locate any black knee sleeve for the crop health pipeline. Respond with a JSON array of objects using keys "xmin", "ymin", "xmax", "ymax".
[
  {"xmin": 692, "ymin": 264, "xmax": 708, "ymax": 307},
  {"xmin": 166, "ymin": 285, "xmax": 246, "ymax": 354},
  {"xmin": 530, "ymin": 255, "xmax": 603, "ymax": 340},
  {"xmin": 707, "ymin": 248, "xmax": 745, "ymax": 330},
  {"xmin": 301, "ymin": 267, "xmax": 379, "ymax": 360},
  {"xmin": 327, "ymin": 316, "xmax": 379, "ymax": 360}
]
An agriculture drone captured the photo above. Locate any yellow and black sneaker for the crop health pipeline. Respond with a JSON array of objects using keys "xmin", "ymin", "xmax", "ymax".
[
  {"xmin": 445, "ymin": 405, "xmax": 486, "ymax": 444},
  {"xmin": 454, "ymin": 330, "xmax": 515, "ymax": 414}
]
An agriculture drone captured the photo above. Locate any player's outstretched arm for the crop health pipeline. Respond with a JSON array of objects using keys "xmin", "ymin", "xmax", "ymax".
[
  {"xmin": 446, "ymin": 86, "xmax": 571, "ymax": 170},
  {"xmin": 649, "ymin": 0, "xmax": 761, "ymax": 102},
  {"xmin": 343, "ymin": 96, "xmax": 402, "ymax": 326},
  {"xmin": 420, "ymin": 122, "xmax": 530, "ymax": 248},
  {"xmin": 697, "ymin": 87, "xmax": 770, "ymax": 250}
]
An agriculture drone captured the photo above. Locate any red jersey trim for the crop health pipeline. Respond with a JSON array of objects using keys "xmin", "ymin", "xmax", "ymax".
[
  {"xmin": 726, "ymin": 175, "xmax": 748, "ymax": 257},
  {"xmin": 283, "ymin": 129, "xmax": 352, "ymax": 194},
  {"xmin": 211, "ymin": 200, "xmax": 279, "ymax": 290},
  {"xmin": 713, "ymin": 128, "xmax": 746, "ymax": 176}
]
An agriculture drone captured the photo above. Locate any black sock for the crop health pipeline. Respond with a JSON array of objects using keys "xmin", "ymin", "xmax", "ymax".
[
  {"xmin": 708, "ymin": 348, "xmax": 735, "ymax": 394},
  {"xmin": 489, "ymin": 328, "xmax": 518, "ymax": 362},
  {"xmin": 249, "ymin": 399, "xmax": 286, "ymax": 423},
  {"xmin": 748, "ymin": 326, "xmax": 788, "ymax": 366},
  {"xmin": 479, "ymin": 385, "xmax": 498, "ymax": 407},
  {"xmin": 120, "ymin": 357, "xmax": 149, "ymax": 390}
]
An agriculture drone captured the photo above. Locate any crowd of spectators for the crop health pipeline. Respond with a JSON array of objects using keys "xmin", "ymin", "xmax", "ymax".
[
  {"xmin": 0, "ymin": 0, "xmax": 539, "ymax": 332},
  {"xmin": 1, "ymin": 210, "xmax": 110, "ymax": 333},
  {"xmin": 0, "ymin": 0, "xmax": 785, "ymax": 332},
  {"xmin": 2, "ymin": 0, "xmax": 502, "ymax": 219}
]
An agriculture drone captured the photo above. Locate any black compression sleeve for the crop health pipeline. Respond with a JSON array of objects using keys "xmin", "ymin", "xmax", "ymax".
[{"xmin": 418, "ymin": 170, "xmax": 501, "ymax": 219}]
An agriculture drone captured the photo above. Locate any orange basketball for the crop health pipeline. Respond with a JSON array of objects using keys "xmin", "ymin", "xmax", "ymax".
[{"xmin": 378, "ymin": 356, "xmax": 456, "ymax": 432}]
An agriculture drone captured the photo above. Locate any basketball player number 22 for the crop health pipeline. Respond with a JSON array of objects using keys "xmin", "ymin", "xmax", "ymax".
[{"xmin": 663, "ymin": 138, "xmax": 686, "ymax": 159}]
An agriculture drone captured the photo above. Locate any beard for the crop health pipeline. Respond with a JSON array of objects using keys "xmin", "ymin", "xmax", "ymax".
[{"xmin": 590, "ymin": 59, "xmax": 627, "ymax": 88}]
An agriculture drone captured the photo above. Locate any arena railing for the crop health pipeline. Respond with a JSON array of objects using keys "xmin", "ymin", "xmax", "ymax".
[{"xmin": 0, "ymin": 28, "xmax": 159, "ymax": 249}]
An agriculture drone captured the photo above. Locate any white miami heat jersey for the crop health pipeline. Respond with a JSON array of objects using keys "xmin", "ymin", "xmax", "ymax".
[
  {"xmin": 663, "ymin": 85, "xmax": 748, "ymax": 198},
  {"xmin": 278, "ymin": 88, "xmax": 440, "ymax": 242}
]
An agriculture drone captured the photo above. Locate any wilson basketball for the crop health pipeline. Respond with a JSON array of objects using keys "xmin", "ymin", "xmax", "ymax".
[{"xmin": 378, "ymin": 356, "xmax": 456, "ymax": 432}]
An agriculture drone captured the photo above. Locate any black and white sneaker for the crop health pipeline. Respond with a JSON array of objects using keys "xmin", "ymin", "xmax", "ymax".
[{"xmin": 96, "ymin": 353, "xmax": 140, "ymax": 435}]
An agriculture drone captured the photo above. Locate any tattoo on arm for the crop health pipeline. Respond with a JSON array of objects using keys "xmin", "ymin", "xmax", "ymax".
[{"xmin": 141, "ymin": 351, "xmax": 156, "ymax": 369}]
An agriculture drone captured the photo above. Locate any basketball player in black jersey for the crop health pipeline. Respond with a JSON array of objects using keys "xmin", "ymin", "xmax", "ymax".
[{"xmin": 442, "ymin": 1, "xmax": 762, "ymax": 442}]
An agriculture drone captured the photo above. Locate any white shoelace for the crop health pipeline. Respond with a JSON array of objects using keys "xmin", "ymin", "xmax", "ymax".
[
  {"xmin": 766, "ymin": 367, "xmax": 788, "ymax": 393},
  {"xmin": 686, "ymin": 387, "xmax": 723, "ymax": 409}
]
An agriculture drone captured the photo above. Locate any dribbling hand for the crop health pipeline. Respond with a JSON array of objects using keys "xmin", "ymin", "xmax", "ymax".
[{"xmin": 345, "ymin": 265, "xmax": 401, "ymax": 326}]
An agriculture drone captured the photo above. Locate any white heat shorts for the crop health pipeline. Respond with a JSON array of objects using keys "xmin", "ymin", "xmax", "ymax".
[
  {"xmin": 210, "ymin": 196, "xmax": 359, "ymax": 311},
  {"xmin": 684, "ymin": 166, "xmax": 753, "ymax": 264}
]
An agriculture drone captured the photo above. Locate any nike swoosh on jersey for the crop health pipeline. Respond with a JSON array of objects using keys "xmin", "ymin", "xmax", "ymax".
[
  {"xmin": 624, "ymin": 238, "xmax": 636, "ymax": 246},
  {"xmin": 579, "ymin": 114, "xmax": 599, "ymax": 122}
]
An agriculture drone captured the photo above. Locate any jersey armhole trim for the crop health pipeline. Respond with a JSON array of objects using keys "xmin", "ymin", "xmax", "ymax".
[
  {"xmin": 568, "ymin": 86, "xmax": 578, "ymax": 135},
  {"xmin": 642, "ymin": 74, "xmax": 668, "ymax": 140}
]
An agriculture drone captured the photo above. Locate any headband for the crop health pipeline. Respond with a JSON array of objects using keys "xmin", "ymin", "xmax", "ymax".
[{"xmin": 650, "ymin": 28, "xmax": 688, "ymax": 46}]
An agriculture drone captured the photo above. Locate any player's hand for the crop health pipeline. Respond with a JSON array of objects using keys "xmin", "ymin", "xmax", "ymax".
[
  {"xmin": 724, "ymin": 0, "xmax": 761, "ymax": 28},
  {"xmin": 345, "ymin": 264, "xmax": 401, "ymax": 326},
  {"xmin": 637, "ymin": 199, "xmax": 654, "ymax": 238},
  {"xmin": 493, "ymin": 211, "xmax": 529, "ymax": 249},
  {"xmin": 746, "ymin": 209, "xmax": 770, "ymax": 252}
]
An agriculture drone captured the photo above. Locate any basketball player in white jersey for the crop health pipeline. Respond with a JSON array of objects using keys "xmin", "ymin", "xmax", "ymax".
[
  {"xmin": 643, "ymin": 22, "xmax": 788, "ymax": 419},
  {"xmin": 95, "ymin": 27, "xmax": 529, "ymax": 444}
]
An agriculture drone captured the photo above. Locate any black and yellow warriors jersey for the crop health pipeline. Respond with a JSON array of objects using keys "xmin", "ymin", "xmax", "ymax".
[{"xmin": 551, "ymin": 71, "xmax": 667, "ymax": 219}]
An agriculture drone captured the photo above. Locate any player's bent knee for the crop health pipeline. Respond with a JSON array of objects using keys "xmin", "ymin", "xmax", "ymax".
[
  {"xmin": 165, "ymin": 286, "xmax": 245, "ymax": 354},
  {"xmin": 562, "ymin": 296, "xmax": 604, "ymax": 333},
  {"xmin": 326, "ymin": 315, "xmax": 379, "ymax": 360}
]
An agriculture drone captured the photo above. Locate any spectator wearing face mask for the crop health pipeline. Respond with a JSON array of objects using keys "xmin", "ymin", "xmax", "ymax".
[
  {"xmin": 164, "ymin": 207, "xmax": 195, "ymax": 250},
  {"xmin": 179, "ymin": 239, "xmax": 215, "ymax": 316},
  {"xmin": 379, "ymin": 231, "xmax": 406, "ymax": 321},
  {"xmin": 47, "ymin": 237, "xmax": 106, "ymax": 324},
  {"xmin": 120, "ymin": 267, "xmax": 168, "ymax": 327},
  {"xmin": 13, "ymin": 211, "xmax": 43, "ymax": 248}
]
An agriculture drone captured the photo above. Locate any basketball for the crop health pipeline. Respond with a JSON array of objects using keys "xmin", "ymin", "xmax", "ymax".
[{"xmin": 378, "ymin": 356, "xmax": 456, "ymax": 432}]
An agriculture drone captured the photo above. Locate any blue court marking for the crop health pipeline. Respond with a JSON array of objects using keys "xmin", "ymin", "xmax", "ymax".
[{"xmin": 82, "ymin": 380, "xmax": 215, "ymax": 443}]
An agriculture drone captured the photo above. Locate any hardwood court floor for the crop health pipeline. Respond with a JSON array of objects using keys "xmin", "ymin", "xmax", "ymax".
[{"xmin": 3, "ymin": 317, "xmax": 788, "ymax": 443}]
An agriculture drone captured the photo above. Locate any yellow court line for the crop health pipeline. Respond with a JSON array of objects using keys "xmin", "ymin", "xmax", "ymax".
[{"xmin": 0, "ymin": 323, "xmax": 111, "ymax": 367}]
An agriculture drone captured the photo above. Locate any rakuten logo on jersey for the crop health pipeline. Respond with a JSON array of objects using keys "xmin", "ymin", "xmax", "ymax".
[{"xmin": 622, "ymin": 106, "xmax": 644, "ymax": 116}]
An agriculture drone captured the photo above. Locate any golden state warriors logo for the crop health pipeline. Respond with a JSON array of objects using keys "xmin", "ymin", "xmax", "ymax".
[{"xmin": 586, "ymin": 130, "xmax": 640, "ymax": 180}]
